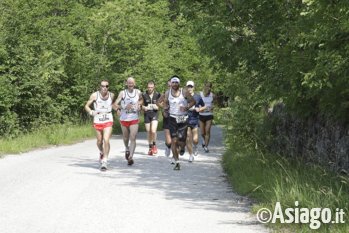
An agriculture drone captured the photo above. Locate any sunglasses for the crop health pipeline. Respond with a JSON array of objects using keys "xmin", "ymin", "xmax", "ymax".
[
  {"xmin": 187, "ymin": 85, "xmax": 194, "ymax": 88},
  {"xmin": 101, "ymin": 85, "xmax": 109, "ymax": 88}
]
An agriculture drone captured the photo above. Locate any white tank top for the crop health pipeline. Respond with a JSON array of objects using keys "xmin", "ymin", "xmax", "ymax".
[
  {"xmin": 120, "ymin": 89, "xmax": 140, "ymax": 121},
  {"xmin": 93, "ymin": 92, "xmax": 113, "ymax": 124},
  {"xmin": 199, "ymin": 91, "xmax": 213, "ymax": 116},
  {"xmin": 169, "ymin": 88, "xmax": 188, "ymax": 116}
]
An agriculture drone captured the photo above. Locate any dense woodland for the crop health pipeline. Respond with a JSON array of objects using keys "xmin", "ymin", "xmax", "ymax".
[{"xmin": 1, "ymin": 0, "xmax": 348, "ymax": 169}]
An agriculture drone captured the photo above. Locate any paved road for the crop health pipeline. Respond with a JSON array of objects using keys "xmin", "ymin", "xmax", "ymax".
[{"xmin": 0, "ymin": 125, "xmax": 268, "ymax": 233}]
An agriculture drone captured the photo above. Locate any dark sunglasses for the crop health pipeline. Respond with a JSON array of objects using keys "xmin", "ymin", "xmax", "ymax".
[
  {"xmin": 101, "ymin": 85, "xmax": 109, "ymax": 88},
  {"xmin": 187, "ymin": 85, "xmax": 194, "ymax": 88}
]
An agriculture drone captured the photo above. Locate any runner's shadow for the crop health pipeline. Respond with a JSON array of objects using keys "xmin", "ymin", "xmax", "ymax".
[{"xmin": 67, "ymin": 126, "xmax": 262, "ymax": 228}]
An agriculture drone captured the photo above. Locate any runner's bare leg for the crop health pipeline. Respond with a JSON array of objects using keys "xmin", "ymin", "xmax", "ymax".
[
  {"xmin": 102, "ymin": 126, "xmax": 113, "ymax": 160},
  {"xmin": 128, "ymin": 123, "xmax": 139, "ymax": 159}
]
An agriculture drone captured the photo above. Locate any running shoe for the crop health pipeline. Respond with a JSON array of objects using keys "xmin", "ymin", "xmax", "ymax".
[
  {"xmin": 189, "ymin": 154, "xmax": 194, "ymax": 162},
  {"xmin": 152, "ymin": 145, "xmax": 158, "ymax": 154},
  {"xmin": 148, "ymin": 148, "xmax": 153, "ymax": 156},
  {"xmin": 179, "ymin": 147, "xmax": 185, "ymax": 156},
  {"xmin": 125, "ymin": 150, "xmax": 130, "ymax": 160},
  {"xmin": 204, "ymin": 146, "xmax": 209, "ymax": 153},
  {"xmin": 170, "ymin": 157, "xmax": 175, "ymax": 164},
  {"xmin": 193, "ymin": 145, "xmax": 198, "ymax": 156},
  {"xmin": 165, "ymin": 147, "xmax": 171, "ymax": 157},
  {"xmin": 173, "ymin": 162, "xmax": 180, "ymax": 170},
  {"xmin": 100, "ymin": 161, "xmax": 107, "ymax": 171},
  {"xmin": 127, "ymin": 158, "xmax": 134, "ymax": 166}
]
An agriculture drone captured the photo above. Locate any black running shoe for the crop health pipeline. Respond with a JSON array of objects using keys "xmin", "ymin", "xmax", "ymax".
[
  {"xmin": 127, "ymin": 158, "xmax": 134, "ymax": 166},
  {"xmin": 173, "ymin": 162, "xmax": 180, "ymax": 170},
  {"xmin": 179, "ymin": 148, "xmax": 185, "ymax": 156}
]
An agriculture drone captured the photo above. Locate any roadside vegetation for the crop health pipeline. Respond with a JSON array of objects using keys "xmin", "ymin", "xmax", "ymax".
[
  {"xmin": 0, "ymin": 115, "xmax": 158, "ymax": 156},
  {"xmin": 216, "ymin": 108, "xmax": 349, "ymax": 233},
  {"xmin": 1, "ymin": 1, "xmax": 348, "ymax": 232},
  {"xmin": 0, "ymin": 123, "xmax": 94, "ymax": 156}
]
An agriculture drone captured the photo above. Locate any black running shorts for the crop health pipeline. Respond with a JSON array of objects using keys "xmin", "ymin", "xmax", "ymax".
[
  {"xmin": 169, "ymin": 116, "xmax": 188, "ymax": 142},
  {"xmin": 144, "ymin": 111, "xmax": 159, "ymax": 123}
]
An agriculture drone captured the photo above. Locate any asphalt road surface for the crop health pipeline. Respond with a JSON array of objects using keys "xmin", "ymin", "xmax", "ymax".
[{"xmin": 0, "ymin": 125, "xmax": 269, "ymax": 233}]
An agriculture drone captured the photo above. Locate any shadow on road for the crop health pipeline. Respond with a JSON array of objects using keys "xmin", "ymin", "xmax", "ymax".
[{"xmin": 67, "ymin": 126, "xmax": 259, "ymax": 226}]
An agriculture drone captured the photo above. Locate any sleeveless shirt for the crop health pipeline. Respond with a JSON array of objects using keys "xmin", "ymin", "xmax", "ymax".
[
  {"xmin": 93, "ymin": 91, "xmax": 113, "ymax": 124},
  {"xmin": 120, "ymin": 89, "xmax": 141, "ymax": 121},
  {"xmin": 199, "ymin": 91, "xmax": 213, "ymax": 116},
  {"xmin": 169, "ymin": 88, "xmax": 188, "ymax": 116}
]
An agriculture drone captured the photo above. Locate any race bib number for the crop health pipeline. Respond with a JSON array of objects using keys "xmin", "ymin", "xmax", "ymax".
[
  {"xmin": 98, "ymin": 113, "xmax": 110, "ymax": 122},
  {"xmin": 175, "ymin": 115, "xmax": 188, "ymax": 123}
]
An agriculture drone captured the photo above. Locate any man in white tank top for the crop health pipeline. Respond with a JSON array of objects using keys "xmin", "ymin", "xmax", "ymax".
[
  {"xmin": 199, "ymin": 82, "xmax": 216, "ymax": 153},
  {"xmin": 163, "ymin": 76, "xmax": 196, "ymax": 170},
  {"xmin": 85, "ymin": 80, "xmax": 117, "ymax": 171},
  {"xmin": 113, "ymin": 77, "xmax": 143, "ymax": 166}
]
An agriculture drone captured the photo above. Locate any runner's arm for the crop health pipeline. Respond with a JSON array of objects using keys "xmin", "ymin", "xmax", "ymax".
[
  {"xmin": 112, "ymin": 91, "xmax": 124, "ymax": 112},
  {"xmin": 197, "ymin": 97, "xmax": 206, "ymax": 112},
  {"xmin": 110, "ymin": 93, "xmax": 119, "ymax": 112},
  {"xmin": 163, "ymin": 90, "xmax": 170, "ymax": 110},
  {"xmin": 137, "ymin": 90, "xmax": 144, "ymax": 111},
  {"xmin": 84, "ymin": 93, "xmax": 97, "ymax": 116},
  {"xmin": 156, "ymin": 93, "xmax": 165, "ymax": 108},
  {"xmin": 184, "ymin": 89, "xmax": 196, "ymax": 110}
]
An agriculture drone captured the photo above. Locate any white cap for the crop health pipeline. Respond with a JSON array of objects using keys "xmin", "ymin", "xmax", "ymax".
[
  {"xmin": 186, "ymin": 81, "xmax": 194, "ymax": 87},
  {"xmin": 171, "ymin": 77, "xmax": 180, "ymax": 83}
]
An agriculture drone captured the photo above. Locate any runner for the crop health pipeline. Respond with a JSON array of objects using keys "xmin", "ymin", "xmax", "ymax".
[
  {"xmin": 114, "ymin": 77, "xmax": 143, "ymax": 166},
  {"xmin": 157, "ymin": 78, "xmax": 172, "ymax": 160},
  {"xmin": 185, "ymin": 81, "xmax": 205, "ymax": 162},
  {"xmin": 163, "ymin": 76, "xmax": 196, "ymax": 170},
  {"xmin": 199, "ymin": 82, "xmax": 216, "ymax": 153},
  {"xmin": 84, "ymin": 80, "xmax": 116, "ymax": 171},
  {"xmin": 141, "ymin": 80, "xmax": 161, "ymax": 156}
]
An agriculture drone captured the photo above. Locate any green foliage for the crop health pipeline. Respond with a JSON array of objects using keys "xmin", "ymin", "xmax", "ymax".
[
  {"xmin": 0, "ymin": 122, "xmax": 94, "ymax": 155},
  {"xmin": 222, "ymin": 137, "xmax": 349, "ymax": 232},
  {"xmin": 0, "ymin": 0, "xmax": 217, "ymax": 138},
  {"xmin": 175, "ymin": 1, "xmax": 349, "ymax": 176}
]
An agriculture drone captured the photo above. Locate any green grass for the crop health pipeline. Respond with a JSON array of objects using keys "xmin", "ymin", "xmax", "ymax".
[
  {"xmin": 222, "ymin": 140, "xmax": 349, "ymax": 232},
  {"xmin": 0, "ymin": 114, "xmax": 163, "ymax": 156},
  {"xmin": 0, "ymin": 123, "xmax": 95, "ymax": 156}
]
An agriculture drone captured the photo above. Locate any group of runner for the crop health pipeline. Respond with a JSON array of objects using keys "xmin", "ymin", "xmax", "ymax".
[{"xmin": 84, "ymin": 76, "xmax": 215, "ymax": 171}]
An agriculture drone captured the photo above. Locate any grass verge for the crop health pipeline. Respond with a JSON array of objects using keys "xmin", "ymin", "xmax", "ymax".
[
  {"xmin": 0, "ymin": 123, "xmax": 95, "ymax": 156},
  {"xmin": 0, "ymin": 114, "xmax": 162, "ymax": 156},
  {"xmin": 222, "ymin": 140, "xmax": 349, "ymax": 233}
]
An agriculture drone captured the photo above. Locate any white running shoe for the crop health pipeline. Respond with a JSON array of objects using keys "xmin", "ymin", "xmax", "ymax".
[
  {"xmin": 189, "ymin": 154, "xmax": 194, "ymax": 162},
  {"xmin": 165, "ymin": 147, "xmax": 171, "ymax": 157},
  {"xmin": 100, "ymin": 161, "xmax": 107, "ymax": 171},
  {"xmin": 193, "ymin": 145, "xmax": 198, "ymax": 156},
  {"xmin": 170, "ymin": 157, "xmax": 175, "ymax": 164}
]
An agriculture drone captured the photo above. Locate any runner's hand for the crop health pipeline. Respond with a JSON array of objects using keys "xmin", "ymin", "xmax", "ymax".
[{"xmin": 89, "ymin": 110, "xmax": 97, "ymax": 116}]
